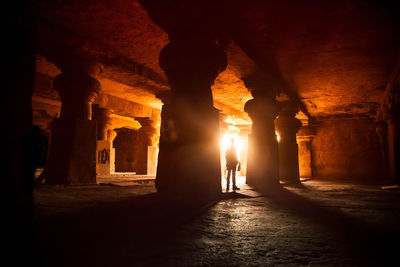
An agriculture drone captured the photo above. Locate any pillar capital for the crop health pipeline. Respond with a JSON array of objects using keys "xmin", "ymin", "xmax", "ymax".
[
  {"xmin": 53, "ymin": 57, "xmax": 101, "ymax": 120},
  {"xmin": 107, "ymin": 129, "xmax": 117, "ymax": 143},
  {"xmin": 159, "ymin": 38, "xmax": 227, "ymax": 106},
  {"xmin": 92, "ymin": 105, "xmax": 112, "ymax": 141},
  {"xmin": 56, "ymin": 53, "xmax": 103, "ymax": 77},
  {"xmin": 54, "ymin": 73, "xmax": 100, "ymax": 102},
  {"xmin": 243, "ymin": 72, "xmax": 281, "ymax": 121},
  {"xmin": 92, "ymin": 105, "xmax": 112, "ymax": 123},
  {"xmin": 244, "ymin": 97, "xmax": 281, "ymax": 127},
  {"xmin": 275, "ymin": 101, "xmax": 302, "ymax": 136},
  {"xmin": 242, "ymin": 71, "xmax": 280, "ymax": 100},
  {"xmin": 135, "ymin": 117, "xmax": 159, "ymax": 146}
]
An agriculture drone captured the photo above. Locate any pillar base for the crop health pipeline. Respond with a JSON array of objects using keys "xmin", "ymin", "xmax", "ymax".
[
  {"xmin": 45, "ymin": 118, "xmax": 97, "ymax": 185},
  {"xmin": 135, "ymin": 145, "xmax": 158, "ymax": 175},
  {"xmin": 245, "ymin": 132, "xmax": 280, "ymax": 188},
  {"xmin": 156, "ymin": 105, "xmax": 222, "ymax": 199},
  {"xmin": 96, "ymin": 140, "xmax": 115, "ymax": 176}
]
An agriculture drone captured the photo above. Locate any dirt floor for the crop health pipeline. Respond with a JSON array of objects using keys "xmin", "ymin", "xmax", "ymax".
[{"xmin": 25, "ymin": 179, "xmax": 400, "ymax": 266}]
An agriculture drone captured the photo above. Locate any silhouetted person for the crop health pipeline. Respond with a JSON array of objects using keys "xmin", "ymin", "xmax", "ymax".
[{"xmin": 226, "ymin": 138, "xmax": 240, "ymax": 191}]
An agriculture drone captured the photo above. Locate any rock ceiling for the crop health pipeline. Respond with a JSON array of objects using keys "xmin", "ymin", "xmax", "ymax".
[{"xmin": 35, "ymin": 0, "xmax": 399, "ymax": 126}]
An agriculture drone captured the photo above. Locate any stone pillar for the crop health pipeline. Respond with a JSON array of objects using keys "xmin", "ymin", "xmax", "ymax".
[
  {"xmin": 107, "ymin": 129, "xmax": 117, "ymax": 173},
  {"xmin": 275, "ymin": 102, "xmax": 302, "ymax": 184},
  {"xmin": 378, "ymin": 62, "xmax": 399, "ymax": 185},
  {"xmin": 296, "ymin": 124, "xmax": 315, "ymax": 179},
  {"xmin": 45, "ymin": 57, "xmax": 102, "ymax": 185},
  {"xmin": 376, "ymin": 120, "xmax": 390, "ymax": 183},
  {"xmin": 113, "ymin": 128, "xmax": 138, "ymax": 173},
  {"xmin": 244, "ymin": 81, "xmax": 281, "ymax": 188},
  {"xmin": 135, "ymin": 117, "xmax": 159, "ymax": 175},
  {"xmin": 383, "ymin": 108, "xmax": 400, "ymax": 185},
  {"xmin": 92, "ymin": 105, "xmax": 114, "ymax": 176},
  {"xmin": 156, "ymin": 37, "xmax": 227, "ymax": 199},
  {"xmin": 238, "ymin": 125, "xmax": 251, "ymax": 177},
  {"xmin": 92, "ymin": 104, "xmax": 112, "ymax": 141}
]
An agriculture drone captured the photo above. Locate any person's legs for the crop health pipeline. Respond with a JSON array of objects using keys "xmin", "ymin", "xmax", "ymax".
[
  {"xmin": 226, "ymin": 169, "xmax": 232, "ymax": 190},
  {"xmin": 233, "ymin": 167, "xmax": 240, "ymax": 190},
  {"xmin": 232, "ymin": 168, "xmax": 236, "ymax": 189}
]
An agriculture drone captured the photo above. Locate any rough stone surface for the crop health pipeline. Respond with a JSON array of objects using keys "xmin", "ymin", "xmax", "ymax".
[
  {"xmin": 312, "ymin": 118, "xmax": 382, "ymax": 182},
  {"xmin": 33, "ymin": 180, "xmax": 400, "ymax": 266},
  {"xmin": 34, "ymin": 0, "xmax": 399, "ymax": 124}
]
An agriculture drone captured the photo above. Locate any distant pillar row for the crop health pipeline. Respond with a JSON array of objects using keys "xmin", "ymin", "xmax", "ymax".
[
  {"xmin": 45, "ymin": 56, "xmax": 102, "ymax": 185},
  {"xmin": 156, "ymin": 37, "xmax": 227, "ymax": 198},
  {"xmin": 244, "ymin": 79, "xmax": 280, "ymax": 188},
  {"xmin": 275, "ymin": 102, "xmax": 302, "ymax": 184}
]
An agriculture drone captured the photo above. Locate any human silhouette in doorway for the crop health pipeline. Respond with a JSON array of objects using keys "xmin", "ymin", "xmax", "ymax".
[{"xmin": 226, "ymin": 138, "xmax": 240, "ymax": 191}]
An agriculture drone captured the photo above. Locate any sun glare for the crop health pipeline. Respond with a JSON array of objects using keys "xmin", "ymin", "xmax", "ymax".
[
  {"xmin": 221, "ymin": 133, "xmax": 243, "ymax": 160},
  {"xmin": 275, "ymin": 131, "xmax": 280, "ymax": 142}
]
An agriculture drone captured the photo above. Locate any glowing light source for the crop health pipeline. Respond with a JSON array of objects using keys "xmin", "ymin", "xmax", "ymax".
[
  {"xmin": 275, "ymin": 131, "xmax": 280, "ymax": 142},
  {"xmin": 220, "ymin": 132, "xmax": 246, "ymax": 187},
  {"xmin": 221, "ymin": 133, "xmax": 243, "ymax": 160}
]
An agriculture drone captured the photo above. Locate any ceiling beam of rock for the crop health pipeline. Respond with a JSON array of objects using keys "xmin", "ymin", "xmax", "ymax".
[
  {"xmin": 33, "ymin": 62, "xmax": 161, "ymax": 131},
  {"xmin": 35, "ymin": 0, "xmax": 400, "ymax": 126},
  {"xmin": 36, "ymin": 15, "xmax": 168, "ymax": 109},
  {"xmin": 226, "ymin": 0, "xmax": 399, "ymax": 121}
]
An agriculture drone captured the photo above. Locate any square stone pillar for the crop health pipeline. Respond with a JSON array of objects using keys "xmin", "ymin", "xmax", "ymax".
[
  {"xmin": 113, "ymin": 128, "xmax": 138, "ymax": 173},
  {"xmin": 96, "ymin": 140, "xmax": 115, "ymax": 176},
  {"xmin": 46, "ymin": 118, "xmax": 97, "ymax": 185},
  {"xmin": 135, "ymin": 146, "xmax": 149, "ymax": 175},
  {"xmin": 137, "ymin": 146, "xmax": 158, "ymax": 176},
  {"xmin": 296, "ymin": 125, "xmax": 315, "ymax": 179},
  {"xmin": 134, "ymin": 117, "xmax": 159, "ymax": 175},
  {"xmin": 44, "ymin": 56, "xmax": 102, "ymax": 185},
  {"xmin": 297, "ymin": 137, "xmax": 313, "ymax": 178}
]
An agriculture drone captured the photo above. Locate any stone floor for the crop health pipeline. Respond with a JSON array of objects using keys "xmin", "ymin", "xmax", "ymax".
[{"xmin": 29, "ymin": 178, "xmax": 400, "ymax": 266}]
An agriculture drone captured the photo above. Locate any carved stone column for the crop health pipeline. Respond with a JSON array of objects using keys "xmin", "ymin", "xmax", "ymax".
[
  {"xmin": 92, "ymin": 105, "xmax": 112, "ymax": 141},
  {"xmin": 113, "ymin": 128, "xmax": 138, "ymax": 173},
  {"xmin": 92, "ymin": 105, "xmax": 114, "ymax": 176},
  {"xmin": 275, "ymin": 102, "xmax": 302, "ymax": 183},
  {"xmin": 107, "ymin": 129, "xmax": 117, "ymax": 173},
  {"xmin": 244, "ymin": 81, "xmax": 281, "ymax": 188},
  {"xmin": 379, "ymin": 61, "xmax": 399, "ymax": 186},
  {"xmin": 135, "ymin": 117, "xmax": 159, "ymax": 175},
  {"xmin": 156, "ymin": 37, "xmax": 227, "ymax": 198},
  {"xmin": 382, "ymin": 107, "xmax": 400, "ymax": 185},
  {"xmin": 45, "ymin": 56, "xmax": 102, "ymax": 185},
  {"xmin": 296, "ymin": 123, "xmax": 315, "ymax": 179},
  {"xmin": 376, "ymin": 120, "xmax": 389, "ymax": 183}
]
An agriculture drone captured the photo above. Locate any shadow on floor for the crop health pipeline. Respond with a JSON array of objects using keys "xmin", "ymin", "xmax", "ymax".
[
  {"xmin": 23, "ymin": 183, "xmax": 400, "ymax": 266},
  {"xmin": 35, "ymin": 192, "xmax": 223, "ymax": 267},
  {"xmin": 254, "ymin": 184, "xmax": 399, "ymax": 267}
]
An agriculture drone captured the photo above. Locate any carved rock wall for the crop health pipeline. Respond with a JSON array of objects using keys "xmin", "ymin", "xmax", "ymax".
[{"xmin": 312, "ymin": 118, "xmax": 382, "ymax": 182}]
